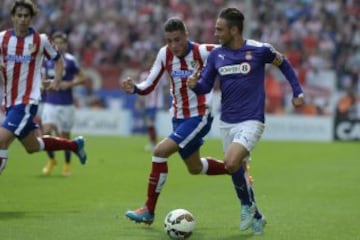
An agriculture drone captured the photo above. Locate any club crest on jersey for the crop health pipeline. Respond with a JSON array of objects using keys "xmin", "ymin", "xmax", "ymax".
[
  {"xmin": 245, "ymin": 51, "xmax": 252, "ymax": 60},
  {"xmin": 28, "ymin": 43, "xmax": 37, "ymax": 54},
  {"xmin": 219, "ymin": 62, "xmax": 251, "ymax": 75},
  {"xmin": 190, "ymin": 61, "xmax": 199, "ymax": 68}
]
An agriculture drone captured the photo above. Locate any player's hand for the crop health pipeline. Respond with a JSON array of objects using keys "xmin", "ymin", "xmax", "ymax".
[
  {"xmin": 121, "ymin": 77, "xmax": 135, "ymax": 93},
  {"xmin": 187, "ymin": 63, "xmax": 201, "ymax": 89},
  {"xmin": 292, "ymin": 94, "xmax": 305, "ymax": 107},
  {"xmin": 46, "ymin": 79, "xmax": 61, "ymax": 91},
  {"xmin": 59, "ymin": 81, "xmax": 73, "ymax": 90},
  {"xmin": 42, "ymin": 79, "xmax": 53, "ymax": 90}
]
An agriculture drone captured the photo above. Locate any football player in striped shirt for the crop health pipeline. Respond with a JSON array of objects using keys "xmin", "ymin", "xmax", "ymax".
[
  {"xmin": 122, "ymin": 17, "xmax": 227, "ymax": 225},
  {"xmin": 0, "ymin": 0, "xmax": 87, "ymax": 176}
]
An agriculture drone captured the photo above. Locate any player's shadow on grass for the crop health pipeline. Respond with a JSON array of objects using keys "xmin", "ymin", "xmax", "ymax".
[
  {"xmin": 0, "ymin": 211, "xmax": 27, "ymax": 220},
  {"xmin": 219, "ymin": 233, "xmax": 254, "ymax": 240},
  {"xmin": 0, "ymin": 210, "xmax": 81, "ymax": 220}
]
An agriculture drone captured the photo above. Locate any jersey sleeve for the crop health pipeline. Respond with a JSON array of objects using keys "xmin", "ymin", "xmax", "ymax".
[
  {"xmin": 262, "ymin": 43, "xmax": 284, "ymax": 66},
  {"xmin": 263, "ymin": 43, "xmax": 304, "ymax": 97},
  {"xmin": 192, "ymin": 50, "xmax": 218, "ymax": 94},
  {"xmin": 41, "ymin": 34, "xmax": 60, "ymax": 61},
  {"xmin": 135, "ymin": 47, "xmax": 166, "ymax": 95}
]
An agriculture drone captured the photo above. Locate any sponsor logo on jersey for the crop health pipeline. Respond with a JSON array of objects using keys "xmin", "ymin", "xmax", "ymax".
[
  {"xmin": 245, "ymin": 51, "xmax": 252, "ymax": 60},
  {"xmin": 218, "ymin": 54, "xmax": 225, "ymax": 60},
  {"xmin": 6, "ymin": 54, "xmax": 33, "ymax": 63},
  {"xmin": 171, "ymin": 69, "xmax": 193, "ymax": 78},
  {"xmin": 219, "ymin": 63, "xmax": 251, "ymax": 75},
  {"xmin": 28, "ymin": 43, "xmax": 37, "ymax": 54}
]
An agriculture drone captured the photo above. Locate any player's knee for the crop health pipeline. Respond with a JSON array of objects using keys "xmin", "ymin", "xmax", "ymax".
[
  {"xmin": 187, "ymin": 166, "xmax": 202, "ymax": 175},
  {"xmin": 24, "ymin": 146, "xmax": 38, "ymax": 154},
  {"xmin": 224, "ymin": 160, "xmax": 239, "ymax": 173}
]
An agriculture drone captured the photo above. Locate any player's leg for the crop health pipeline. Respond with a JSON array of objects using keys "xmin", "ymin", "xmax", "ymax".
[
  {"xmin": 176, "ymin": 113, "xmax": 227, "ymax": 175},
  {"xmin": 41, "ymin": 122, "xmax": 57, "ymax": 175},
  {"xmin": 41, "ymin": 103, "xmax": 58, "ymax": 175},
  {"xmin": 0, "ymin": 105, "xmax": 31, "ymax": 175},
  {"xmin": 57, "ymin": 105, "xmax": 75, "ymax": 176},
  {"xmin": 222, "ymin": 120, "xmax": 265, "ymax": 232},
  {"xmin": 59, "ymin": 131, "xmax": 72, "ymax": 176},
  {"xmin": 144, "ymin": 108, "xmax": 157, "ymax": 152},
  {"xmin": 125, "ymin": 137, "xmax": 179, "ymax": 224},
  {"xmin": 0, "ymin": 127, "xmax": 16, "ymax": 175}
]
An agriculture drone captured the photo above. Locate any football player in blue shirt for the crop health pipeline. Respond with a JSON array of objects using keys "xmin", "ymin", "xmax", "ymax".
[
  {"xmin": 41, "ymin": 31, "xmax": 86, "ymax": 176},
  {"xmin": 187, "ymin": 7, "xmax": 305, "ymax": 235}
]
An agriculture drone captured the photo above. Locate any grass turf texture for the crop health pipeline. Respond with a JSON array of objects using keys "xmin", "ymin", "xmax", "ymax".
[{"xmin": 0, "ymin": 135, "xmax": 358, "ymax": 240}]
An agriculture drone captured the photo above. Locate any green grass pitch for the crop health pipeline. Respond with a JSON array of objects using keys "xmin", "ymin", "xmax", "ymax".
[{"xmin": 0, "ymin": 135, "xmax": 359, "ymax": 240}]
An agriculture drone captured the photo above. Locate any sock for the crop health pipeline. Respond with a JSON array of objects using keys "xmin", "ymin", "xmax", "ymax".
[
  {"xmin": 0, "ymin": 149, "xmax": 8, "ymax": 174},
  {"xmin": 200, "ymin": 157, "xmax": 229, "ymax": 175},
  {"xmin": 47, "ymin": 151, "xmax": 55, "ymax": 159},
  {"xmin": 231, "ymin": 165, "xmax": 252, "ymax": 205},
  {"xmin": 40, "ymin": 136, "xmax": 77, "ymax": 152},
  {"xmin": 249, "ymin": 186, "xmax": 263, "ymax": 219},
  {"xmin": 64, "ymin": 150, "xmax": 71, "ymax": 163},
  {"xmin": 145, "ymin": 156, "xmax": 168, "ymax": 214},
  {"xmin": 148, "ymin": 126, "xmax": 157, "ymax": 144}
]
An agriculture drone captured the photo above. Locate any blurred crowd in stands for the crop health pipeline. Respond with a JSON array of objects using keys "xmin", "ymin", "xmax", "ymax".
[{"xmin": 1, "ymin": 0, "xmax": 359, "ymax": 118}]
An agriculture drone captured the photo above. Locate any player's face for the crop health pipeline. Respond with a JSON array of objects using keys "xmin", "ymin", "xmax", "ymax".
[
  {"xmin": 164, "ymin": 30, "xmax": 188, "ymax": 58},
  {"xmin": 11, "ymin": 7, "xmax": 33, "ymax": 36},
  {"xmin": 214, "ymin": 18, "xmax": 233, "ymax": 47},
  {"xmin": 53, "ymin": 38, "xmax": 67, "ymax": 53}
]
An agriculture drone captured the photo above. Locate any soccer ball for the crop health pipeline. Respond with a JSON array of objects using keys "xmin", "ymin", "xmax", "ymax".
[{"xmin": 164, "ymin": 209, "xmax": 196, "ymax": 239}]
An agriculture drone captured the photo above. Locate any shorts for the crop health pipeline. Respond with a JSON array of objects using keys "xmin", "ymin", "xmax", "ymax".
[
  {"xmin": 3, "ymin": 104, "xmax": 39, "ymax": 139},
  {"xmin": 41, "ymin": 103, "xmax": 75, "ymax": 132},
  {"xmin": 219, "ymin": 120, "xmax": 265, "ymax": 153},
  {"xmin": 169, "ymin": 113, "xmax": 213, "ymax": 159}
]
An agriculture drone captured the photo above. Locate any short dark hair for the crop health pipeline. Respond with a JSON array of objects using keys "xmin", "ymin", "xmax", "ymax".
[
  {"xmin": 163, "ymin": 17, "xmax": 187, "ymax": 33},
  {"xmin": 52, "ymin": 31, "xmax": 67, "ymax": 41},
  {"xmin": 10, "ymin": 0, "xmax": 38, "ymax": 17},
  {"xmin": 218, "ymin": 8, "xmax": 244, "ymax": 34}
]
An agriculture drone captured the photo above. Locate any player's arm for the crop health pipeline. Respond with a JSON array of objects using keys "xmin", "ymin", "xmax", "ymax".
[
  {"xmin": 187, "ymin": 51, "xmax": 217, "ymax": 94},
  {"xmin": 121, "ymin": 49, "xmax": 165, "ymax": 95},
  {"xmin": 42, "ymin": 34, "xmax": 64, "ymax": 91},
  {"xmin": 50, "ymin": 55, "xmax": 64, "ymax": 90},
  {"xmin": 60, "ymin": 68, "xmax": 86, "ymax": 90},
  {"xmin": 266, "ymin": 44, "xmax": 305, "ymax": 107}
]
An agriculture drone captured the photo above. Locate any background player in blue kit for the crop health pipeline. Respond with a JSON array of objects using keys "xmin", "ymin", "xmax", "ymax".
[
  {"xmin": 188, "ymin": 7, "xmax": 305, "ymax": 235},
  {"xmin": 41, "ymin": 31, "xmax": 86, "ymax": 176}
]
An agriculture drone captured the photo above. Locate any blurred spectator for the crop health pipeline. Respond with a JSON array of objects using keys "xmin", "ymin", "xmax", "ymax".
[{"xmin": 1, "ymin": 0, "xmax": 359, "ymax": 116}]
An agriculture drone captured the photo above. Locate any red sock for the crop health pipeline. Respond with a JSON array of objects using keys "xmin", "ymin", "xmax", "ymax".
[
  {"xmin": 206, "ymin": 157, "xmax": 229, "ymax": 175},
  {"xmin": 145, "ymin": 161, "xmax": 168, "ymax": 214},
  {"xmin": 41, "ymin": 136, "xmax": 77, "ymax": 152}
]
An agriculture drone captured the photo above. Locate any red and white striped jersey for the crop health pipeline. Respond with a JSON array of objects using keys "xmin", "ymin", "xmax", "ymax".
[
  {"xmin": 136, "ymin": 41, "xmax": 216, "ymax": 119},
  {"xmin": 0, "ymin": 28, "xmax": 59, "ymax": 107}
]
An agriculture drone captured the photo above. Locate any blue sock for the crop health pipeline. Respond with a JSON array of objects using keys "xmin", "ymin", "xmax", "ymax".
[
  {"xmin": 249, "ymin": 187, "xmax": 263, "ymax": 219},
  {"xmin": 64, "ymin": 150, "xmax": 71, "ymax": 163},
  {"xmin": 47, "ymin": 151, "xmax": 55, "ymax": 159},
  {"xmin": 231, "ymin": 165, "xmax": 252, "ymax": 206}
]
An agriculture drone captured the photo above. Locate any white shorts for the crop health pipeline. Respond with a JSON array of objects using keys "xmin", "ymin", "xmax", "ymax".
[
  {"xmin": 41, "ymin": 103, "xmax": 75, "ymax": 132},
  {"xmin": 219, "ymin": 120, "xmax": 265, "ymax": 154}
]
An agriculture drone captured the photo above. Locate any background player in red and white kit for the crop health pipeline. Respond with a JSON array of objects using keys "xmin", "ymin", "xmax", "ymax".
[
  {"xmin": 188, "ymin": 7, "xmax": 305, "ymax": 235},
  {"xmin": 41, "ymin": 31, "xmax": 86, "ymax": 176},
  {"xmin": 136, "ymin": 54, "xmax": 168, "ymax": 152},
  {"xmin": 121, "ymin": 17, "xmax": 228, "ymax": 224},
  {"xmin": 0, "ymin": 0, "xmax": 87, "ymax": 175}
]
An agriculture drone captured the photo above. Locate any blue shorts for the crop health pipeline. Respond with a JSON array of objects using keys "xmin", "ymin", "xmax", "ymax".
[
  {"xmin": 169, "ymin": 113, "xmax": 213, "ymax": 160},
  {"xmin": 3, "ymin": 104, "xmax": 39, "ymax": 139}
]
